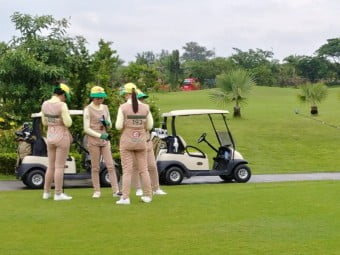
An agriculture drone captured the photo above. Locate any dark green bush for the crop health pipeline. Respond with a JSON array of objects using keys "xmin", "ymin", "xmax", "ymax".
[
  {"xmin": 0, "ymin": 129, "xmax": 17, "ymax": 153},
  {"xmin": 0, "ymin": 153, "xmax": 17, "ymax": 175}
]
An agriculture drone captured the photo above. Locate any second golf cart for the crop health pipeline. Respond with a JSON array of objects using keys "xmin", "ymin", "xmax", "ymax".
[
  {"xmin": 15, "ymin": 110, "xmax": 120, "ymax": 189},
  {"xmin": 154, "ymin": 109, "xmax": 251, "ymax": 185}
]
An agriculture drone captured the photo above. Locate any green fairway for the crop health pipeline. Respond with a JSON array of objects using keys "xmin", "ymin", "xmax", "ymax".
[
  {"xmin": 152, "ymin": 86, "xmax": 340, "ymax": 174},
  {"xmin": 1, "ymin": 181, "xmax": 340, "ymax": 255},
  {"xmin": 2, "ymin": 85, "xmax": 340, "ymax": 181}
]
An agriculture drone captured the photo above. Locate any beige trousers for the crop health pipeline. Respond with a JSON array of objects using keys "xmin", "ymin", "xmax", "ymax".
[
  {"xmin": 132, "ymin": 148, "xmax": 160, "ymax": 192},
  {"xmin": 120, "ymin": 149, "xmax": 152, "ymax": 199},
  {"xmin": 88, "ymin": 143, "xmax": 119, "ymax": 193},
  {"xmin": 44, "ymin": 136, "xmax": 70, "ymax": 194}
]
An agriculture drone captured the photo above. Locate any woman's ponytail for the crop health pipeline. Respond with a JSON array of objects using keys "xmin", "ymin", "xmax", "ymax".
[{"xmin": 131, "ymin": 88, "xmax": 139, "ymax": 113}]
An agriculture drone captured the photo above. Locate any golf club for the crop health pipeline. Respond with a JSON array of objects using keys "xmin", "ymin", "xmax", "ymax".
[{"xmin": 294, "ymin": 108, "xmax": 340, "ymax": 130}]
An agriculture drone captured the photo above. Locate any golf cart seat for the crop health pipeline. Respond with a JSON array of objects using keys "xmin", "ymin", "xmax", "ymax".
[
  {"xmin": 177, "ymin": 136, "xmax": 187, "ymax": 153},
  {"xmin": 177, "ymin": 135, "xmax": 206, "ymax": 158},
  {"xmin": 32, "ymin": 137, "xmax": 47, "ymax": 157}
]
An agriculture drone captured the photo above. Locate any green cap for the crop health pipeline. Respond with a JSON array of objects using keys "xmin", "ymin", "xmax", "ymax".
[
  {"xmin": 90, "ymin": 86, "xmax": 107, "ymax": 98},
  {"xmin": 54, "ymin": 83, "xmax": 71, "ymax": 103},
  {"xmin": 137, "ymin": 91, "xmax": 148, "ymax": 99}
]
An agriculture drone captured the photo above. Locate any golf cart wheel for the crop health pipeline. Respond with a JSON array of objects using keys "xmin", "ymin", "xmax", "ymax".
[
  {"xmin": 159, "ymin": 171, "xmax": 167, "ymax": 185},
  {"xmin": 165, "ymin": 166, "xmax": 184, "ymax": 185},
  {"xmin": 233, "ymin": 164, "xmax": 251, "ymax": 183},
  {"xmin": 22, "ymin": 175, "xmax": 29, "ymax": 186},
  {"xmin": 26, "ymin": 169, "xmax": 45, "ymax": 189},
  {"xmin": 219, "ymin": 175, "xmax": 233, "ymax": 182},
  {"xmin": 100, "ymin": 169, "xmax": 121, "ymax": 187}
]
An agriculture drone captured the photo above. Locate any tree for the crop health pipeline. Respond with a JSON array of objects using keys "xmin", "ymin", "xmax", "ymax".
[
  {"xmin": 181, "ymin": 42, "xmax": 214, "ymax": 62},
  {"xmin": 152, "ymin": 49, "xmax": 183, "ymax": 90},
  {"xmin": 183, "ymin": 57, "xmax": 235, "ymax": 88},
  {"xmin": 230, "ymin": 48, "xmax": 279, "ymax": 86},
  {"xmin": 298, "ymin": 83, "xmax": 328, "ymax": 115},
  {"xmin": 135, "ymin": 51, "xmax": 156, "ymax": 66},
  {"xmin": 316, "ymin": 38, "xmax": 340, "ymax": 82},
  {"xmin": 120, "ymin": 63, "xmax": 159, "ymax": 91},
  {"xmin": 167, "ymin": 50, "xmax": 182, "ymax": 90},
  {"xmin": 0, "ymin": 12, "xmax": 73, "ymax": 120},
  {"xmin": 90, "ymin": 39, "xmax": 119, "ymax": 90},
  {"xmin": 296, "ymin": 56, "xmax": 332, "ymax": 83},
  {"xmin": 231, "ymin": 48, "xmax": 273, "ymax": 69},
  {"xmin": 316, "ymin": 38, "xmax": 340, "ymax": 64},
  {"xmin": 210, "ymin": 69, "xmax": 255, "ymax": 117},
  {"xmin": 153, "ymin": 49, "xmax": 170, "ymax": 86},
  {"xmin": 67, "ymin": 36, "xmax": 92, "ymax": 110}
]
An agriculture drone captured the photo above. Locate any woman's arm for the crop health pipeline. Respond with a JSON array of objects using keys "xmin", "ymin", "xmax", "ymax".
[
  {"xmin": 146, "ymin": 110, "xmax": 153, "ymax": 131},
  {"xmin": 105, "ymin": 105, "xmax": 113, "ymax": 129},
  {"xmin": 83, "ymin": 107, "xmax": 101, "ymax": 138},
  {"xmin": 115, "ymin": 106, "xmax": 124, "ymax": 130},
  {"xmin": 61, "ymin": 103, "xmax": 72, "ymax": 127}
]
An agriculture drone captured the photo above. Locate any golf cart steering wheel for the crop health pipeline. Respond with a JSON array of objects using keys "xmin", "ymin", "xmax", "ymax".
[{"xmin": 197, "ymin": 133, "xmax": 207, "ymax": 143}]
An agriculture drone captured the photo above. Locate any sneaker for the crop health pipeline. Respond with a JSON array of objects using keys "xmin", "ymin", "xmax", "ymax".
[
  {"xmin": 92, "ymin": 191, "xmax": 101, "ymax": 198},
  {"xmin": 116, "ymin": 197, "xmax": 130, "ymax": 205},
  {"xmin": 153, "ymin": 189, "xmax": 167, "ymax": 195},
  {"xmin": 54, "ymin": 193, "xmax": 72, "ymax": 201},
  {"xmin": 141, "ymin": 196, "xmax": 152, "ymax": 203},
  {"xmin": 135, "ymin": 189, "xmax": 143, "ymax": 196},
  {"xmin": 42, "ymin": 192, "xmax": 51, "ymax": 200},
  {"xmin": 113, "ymin": 191, "xmax": 122, "ymax": 198}
]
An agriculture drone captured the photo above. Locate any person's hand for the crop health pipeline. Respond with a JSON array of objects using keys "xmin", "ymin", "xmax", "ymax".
[
  {"xmin": 100, "ymin": 119, "xmax": 110, "ymax": 127},
  {"xmin": 100, "ymin": 133, "xmax": 109, "ymax": 140}
]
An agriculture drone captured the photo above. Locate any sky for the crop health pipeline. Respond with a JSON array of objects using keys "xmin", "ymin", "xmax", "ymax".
[{"xmin": 1, "ymin": 0, "xmax": 339, "ymax": 63}]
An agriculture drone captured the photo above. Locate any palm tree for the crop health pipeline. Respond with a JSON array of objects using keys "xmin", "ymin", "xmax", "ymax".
[
  {"xmin": 210, "ymin": 69, "xmax": 255, "ymax": 117},
  {"xmin": 298, "ymin": 82, "xmax": 328, "ymax": 115}
]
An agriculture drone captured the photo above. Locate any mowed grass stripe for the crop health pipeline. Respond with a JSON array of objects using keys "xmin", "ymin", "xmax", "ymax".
[
  {"xmin": 1, "ymin": 181, "xmax": 340, "ymax": 255},
  {"xmin": 152, "ymin": 86, "xmax": 340, "ymax": 174}
]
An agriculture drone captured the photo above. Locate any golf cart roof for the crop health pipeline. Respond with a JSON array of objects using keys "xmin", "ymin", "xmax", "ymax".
[
  {"xmin": 162, "ymin": 109, "xmax": 229, "ymax": 117},
  {"xmin": 31, "ymin": 110, "xmax": 83, "ymax": 118}
]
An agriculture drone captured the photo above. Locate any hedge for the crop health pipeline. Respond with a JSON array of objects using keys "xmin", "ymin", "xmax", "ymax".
[{"xmin": 0, "ymin": 153, "xmax": 17, "ymax": 175}]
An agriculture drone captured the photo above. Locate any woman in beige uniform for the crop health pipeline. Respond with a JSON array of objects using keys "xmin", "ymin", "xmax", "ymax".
[
  {"xmin": 83, "ymin": 86, "xmax": 121, "ymax": 198},
  {"xmin": 41, "ymin": 83, "xmax": 73, "ymax": 201},
  {"xmin": 132, "ymin": 90, "xmax": 167, "ymax": 196},
  {"xmin": 115, "ymin": 83, "xmax": 153, "ymax": 205}
]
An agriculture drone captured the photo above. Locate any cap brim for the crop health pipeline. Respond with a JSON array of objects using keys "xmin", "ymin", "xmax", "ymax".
[
  {"xmin": 65, "ymin": 93, "xmax": 71, "ymax": 103},
  {"xmin": 90, "ymin": 92, "xmax": 107, "ymax": 98},
  {"xmin": 137, "ymin": 93, "xmax": 148, "ymax": 99}
]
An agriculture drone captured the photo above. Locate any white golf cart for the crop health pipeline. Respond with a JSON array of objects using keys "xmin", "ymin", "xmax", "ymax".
[
  {"xmin": 15, "ymin": 110, "xmax": 120, "ymax": 189},
  {"xmin": 155, "ymin": 109, "xmax": 251, "ymax": 185}
]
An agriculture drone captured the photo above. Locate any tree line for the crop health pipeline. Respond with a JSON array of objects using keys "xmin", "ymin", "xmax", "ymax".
[{"xmin": 1, "ymin": 12, "xmax": 340, "ymax": 125}]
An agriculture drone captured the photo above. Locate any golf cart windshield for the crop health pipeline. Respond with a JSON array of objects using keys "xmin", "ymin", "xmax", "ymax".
[
  {"xmin": 162, "ymin": 109, "xmax": 235, "ymax": 148},
  {"xmin": 216, "ymin": 131, "xmax": 232, "ymax": 146}
]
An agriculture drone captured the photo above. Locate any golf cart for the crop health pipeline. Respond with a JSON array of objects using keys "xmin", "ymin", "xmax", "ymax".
[
  {"xmin": 15, "ymin": 110, "xmax": 120, "ymax": 189},
  {"xmin": 155, "ymin": 109, "xmax": 251, "ymax": 185}
]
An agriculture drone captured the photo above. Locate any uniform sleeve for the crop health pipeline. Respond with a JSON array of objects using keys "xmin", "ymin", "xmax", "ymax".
[
  {"xmin": 83, "ymin": 107, "xmax": 101, "ymax": 138},
  {"xmin": 106, "ymin": 105, "xmax": 112, "ymax": 129},
  {"xmin": 41, "ymin": 102, "xmax": 47, "ymax": 126},
  {"xmin": 61, "ymin": 103, "xmax": 72, "ymax": 127},
  {"xmin": 115, "ymin": 106, "xmax": 124, "ymax": 130},
  {"xmin": 41, "ymin": 111, "xmax": 47, "ymax": 126},
  {"xmin": 146, "ymin": 111, "xmax": 154, "ymax": 131}
]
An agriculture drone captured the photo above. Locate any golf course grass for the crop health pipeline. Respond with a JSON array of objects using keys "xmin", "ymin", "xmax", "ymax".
[
  {"xmin": 1, "ymin": 181, "xmax": 339, "ymax": 255},
  {"xmin": 152, "ymin": 86, "xmax": 340, "ymax": 174},
  {"xmin": 2, "ymin": 85, "xmax": 340, "ymax": 180},
  {"xmin": 1, "ymin": 86, "xmax": 340, "ymax": 254}
]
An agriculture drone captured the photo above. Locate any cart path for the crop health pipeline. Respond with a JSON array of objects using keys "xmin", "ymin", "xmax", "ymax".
[{"xmin": 1, "ymin": 172, "xmax": 340, "ymax": 191}]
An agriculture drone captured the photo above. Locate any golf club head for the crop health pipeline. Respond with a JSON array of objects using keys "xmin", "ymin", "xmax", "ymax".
[{"xmin": 294, "ymin": 108, "xmax": 299, "ymax": 114}]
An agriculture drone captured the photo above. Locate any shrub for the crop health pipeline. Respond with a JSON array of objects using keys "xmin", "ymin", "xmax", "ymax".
[
  {"xmin": 0, "ymin": 153, "xmax": 17, "ymax": 175},
  {"xmin": 0, "ymin": 128, "xmax": 17, "ymax": 153}
]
